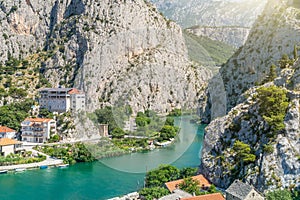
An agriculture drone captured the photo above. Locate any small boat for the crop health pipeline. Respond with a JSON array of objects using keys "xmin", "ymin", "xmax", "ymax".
[
  {"xmin": 0, "ymin": 170, "xmax": 8, "ymax": 174},
  {"xmin": 15, "ymin": 168, "xmax": 26, "ymax": 172},
  {"xmin": 40, "ymin": 165, "xmax": 48, "ymax": 169},
  {"xmin": 57, "ymin": 164, "xmax": 69, "ymax": 168}
]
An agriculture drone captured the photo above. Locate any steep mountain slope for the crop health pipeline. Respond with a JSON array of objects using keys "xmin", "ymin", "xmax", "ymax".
[
  {"xmin": 0, "ymin": 0, "xmax": 212, "ymax": 116},
  {"xmin": 183, "ymin": 30, "xmax": 236, "ymax": 66},
  {"xmin": 149, "ymin": 0, "xmax": 267, "ymax": 28},
  {"xmin": 220, "ymin": 0, "xmax": 300, "ymax": 110},
  {"xmin": 200, "ymin": 0, "xmax": 300, "ymax": 192},
  {"xmin": 186, "ymin": 26, "xmax": 250, "ymax": 48}
]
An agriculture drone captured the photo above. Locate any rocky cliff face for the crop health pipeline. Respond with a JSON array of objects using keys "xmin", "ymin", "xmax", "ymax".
[
  {"xmin": 149, "ymin": 0, "xmax": 267, "ymax": 28},
  {"xmin": 220, "ymin": 0, "xmax": 300, "ymax": 110},
  {"xmin": 201, "ymin": 68, "xmax": 300, "ymax": 191},
  {"xmin": 42, "ymin": 0, "xmax": 212, "ymax": 113},
  {"xmin": 0, "ymin": 0, "xmax": 212, "ymax": 139},
  {"xmin": 201, "ymin": 0, "xmax": 300, "ymax": 192},
  {"xmin": 186, "ymin": 26, "xmax": 250, "ymax": 48}
]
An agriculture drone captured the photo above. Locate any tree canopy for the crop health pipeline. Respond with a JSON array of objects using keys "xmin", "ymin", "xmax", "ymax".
[{"xmin": 256, "ymin": 86, "xmax": 289, "ymax": 134}]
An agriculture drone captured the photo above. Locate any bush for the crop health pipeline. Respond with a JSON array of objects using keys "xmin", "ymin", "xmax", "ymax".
[
  {"xmin": 256, "ymin": 86, "xmax": 289, "ymax": 134},
  {"xmin": 263, "ymin": 144, "xmax": 274, "ymax": 154},
  {"xmin": 111, "ymin": 127, "xmax": 125, "ymax": 138},
  {"xmin": 145, "ymin": 165, "xmax": 180, "ymax": 187},
  {"xmin": 139, "ymin": 187, "xmax": 169, "ymax": 200},
  {"xmin": 266, "ymin": 189, "xmax": 293, "ymax": 200},
  {"xmin": 168, "ymin": 108, "xmax": 182, "ymax": 116},
  {"xmin": 233, "ymin": 140, "xmax": 256, "ymax": 164}
]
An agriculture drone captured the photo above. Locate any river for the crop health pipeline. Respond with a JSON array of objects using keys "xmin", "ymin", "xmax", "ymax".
[{"xmin": 0, "ymin": 116, "xmax": 205, "ymax": 200}]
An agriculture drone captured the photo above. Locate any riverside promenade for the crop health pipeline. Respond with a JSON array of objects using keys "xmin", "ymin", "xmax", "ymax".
[{"xmin": 0, "ymin": 147, "xmax": 63, "ymax": 171}]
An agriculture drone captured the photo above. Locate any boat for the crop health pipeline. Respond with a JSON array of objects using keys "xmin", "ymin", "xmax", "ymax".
[
  {"xmin": 40, "ymin": 165, "xmax": 48, "ymax": 169},
  {"xmin": 0, "ymin": 170, "xmax": 8, "ymax": 174},
  {"xmin": 15, "ymin": 168, "xmax": 26, "ymax": 172},
  {"xmin": 57, "ymin": 164, "xmax": 69, "ymax": 168}
]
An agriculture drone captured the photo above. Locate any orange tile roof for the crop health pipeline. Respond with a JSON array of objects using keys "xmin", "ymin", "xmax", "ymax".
[
  {"xmin": 68, "ymin": 88, "xmax": 81, "ymax": 94},
  {"xmin": 0, "ymin": 138, "xmax": 21, "ymax": 146},
  {"xmin": 165, "ymin": 175, "xmax": 211, "ymax": 192},
  {"xmin": 181, "ymin": 193, "xmax": 225, "ymax": 200},
  {"xmin": 0, "ymin": 126, "xmax": 16, "ymax": 133},
  {"xmin": 25, "ymin": 118, "xmax": 53, "ymax": 123}
]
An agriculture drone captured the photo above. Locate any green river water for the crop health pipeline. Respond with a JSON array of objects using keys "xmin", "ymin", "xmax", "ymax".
[{"xmin": 0, "ymin": 116, "xmax": 205, "ymax": 200}]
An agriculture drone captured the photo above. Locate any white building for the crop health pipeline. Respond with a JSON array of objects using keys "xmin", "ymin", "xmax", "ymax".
[
  {"xmin": 0, "ymin": 126, "xmax": 16, "ymax": 139},
  {"xmin": 39, "ymin": 88, "xmax": 85, "ymax": 113},
  {"xmin": 21, "ymin": 118, "xmax": 56, "ymax": 143},
  {"xmin": 0, "ymin": 138, "xmax": 23, "ymax": 156}
]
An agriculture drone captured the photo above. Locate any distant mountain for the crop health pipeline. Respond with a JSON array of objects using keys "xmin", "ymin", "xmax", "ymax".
[
  {"xmin": 149, "ymin": 0, "xmax": 267, "ymax": 28},
  {"xmin": 186, "ymin": 26, "xmax": 250, "ymax": 48},
  {"xmin": 183, "ymin": 30, "xmax": 236, "ymax": 67}
]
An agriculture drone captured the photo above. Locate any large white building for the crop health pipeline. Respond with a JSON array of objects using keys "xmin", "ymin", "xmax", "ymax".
[
  {"xmin": 39, "ymin": 88, "xmax": 85, "ymax": 113},
  {"xmin": 21, "ymin": 118, "xmax": 56, "ymax": 143}
]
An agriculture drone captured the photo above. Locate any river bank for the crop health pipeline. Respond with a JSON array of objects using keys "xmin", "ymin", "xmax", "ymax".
[{"xmin": 0, "ymin": 116, "xmax": 205, "ymax": 200}]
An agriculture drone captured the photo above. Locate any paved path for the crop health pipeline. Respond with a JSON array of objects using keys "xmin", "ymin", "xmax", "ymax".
[{"xmin": 0, "ymin": 147, "xmax": 63, "ymax": 171}]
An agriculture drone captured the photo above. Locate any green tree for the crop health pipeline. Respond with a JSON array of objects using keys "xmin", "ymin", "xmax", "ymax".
[
  {"xmin": 48, "ymin": 134, "xmax": 60, "ymax": 143},
  {"xmin": 179, "ymin": 177, "xmax": 200, "ymax": 195},
  {"xmin": 94, "ymin": 106, "xmax": 118, "ymax": 132},
  {"xmin": 39, "ymin": 108, "xmax": 54, "ymax": 118},
  {"xmin": 139, "ymin": 187, "xmax": 169, "ymax": 200},
  {"xmin": 165, "ymin": 117, "xmax": 175, "ymax": 126},
  {"xmin": 266, "ymin": 189, "xmax": 293, "ymax": 200},
  {"xmin": 233, "ymin": 140, "xmax": 256, "ymax": 164},
  {"xmin": 145, "ymin": 165, "xmax": 180, "ymax": 187},
  {"xmin": 264, "ymin": 64, "xmax": 277, "ymax": 83},
  {"xmin": 111, "ymin": 127, "xmax": 125, "ymax": 138},
  {"xmin": 180, "ymin": 167, "xmax": 198, "ymax": 178},
  {"xmin": 294, "ymin": 45, "xmax": 298, "ymax": 60},
  {"xmin": 136, "ymin": 116, "xmax": 151, "ymax": 127},
  {"xmin": 168, "ymin": 108, "xmax": 182, "ymax": 116},
  {"xmin": 0, "ymin": 99, "xmax": 34, "ymax": 131},
  {"xmin": 279, "ymin": 54, "xmax": 294, "ymax": 68},
  {"xmin": 256, "ymin": 86, "xmax": 289, "ymax": 134}
]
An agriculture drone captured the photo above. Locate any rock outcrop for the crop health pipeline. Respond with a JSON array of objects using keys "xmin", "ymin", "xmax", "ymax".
[
  {"xmin": 186, "ymin": 26, "xmax": 250, "ymax": 48},
  {"xmin": 0, "ymin": 0, "xmax": 212, "ymax": 139},
  {"xmin": 220, "ymin": 0, "xmax": 300, "ymax": 110},
  {"xmin": 201, "ymin": 0, "xmax": 300, "ymax": 192}
]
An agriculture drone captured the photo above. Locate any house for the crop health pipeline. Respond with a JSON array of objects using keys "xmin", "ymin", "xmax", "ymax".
[
  {"xmin": 181, "ymin": 193, "xmax": 225, "ymax": 200},
  {"xmin": 158, "ymin": 189, "xmax": 193, "ymax": 200},
  {"xmin": 165, "ymin": 175, "xmax": 211, "ymax": 192},
  {"xmin": 225, "ymin": 180, "xmax": 264, "ymax": 200},
  {"xmin": 0, "ymin": 138, "xmax": 23, "ymax": 156},
  {"xmin": 21, "ymin": 118, "xmax": 56, "ymax": 143},
  {"xmin": 0, "ymin": 126, "xmax": 16, "ymax": 139},
  {"xmin": 39, "ymin": 88, "xmax": 85, "ymax": 113}
]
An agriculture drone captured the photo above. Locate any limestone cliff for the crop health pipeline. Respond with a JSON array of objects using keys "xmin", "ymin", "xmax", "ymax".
[
  {"xmin": 201, "ymin": 0, "xmax": 300, "ymax": 192},
  {"xmin": 220, "ymin": 0, "xmax": 300, "ymax": 110},
  {"xmin": 0, "ymin": 0, "xmax": 212, "ymax": 139}
]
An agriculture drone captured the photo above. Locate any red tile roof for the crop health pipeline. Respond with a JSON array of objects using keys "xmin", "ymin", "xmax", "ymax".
[
  {"xmin": 165, "ymin": 175, "xmax": 211, "ymax": 192},
  {"xmin": 181, "ymin": 193, "xmax": 225, "ymax": 200},
  {"xmin": 68, "ymin": 88, "xmax": 81, "ymax": 94},
  {"xmin": 25, "ymin": 118, "xmax": 53, "ymax": 123},
  {"xmin": 0, "ymin": 138, "xmax": 21, "ymax": 146},
  {"xmin": 0, "ymin": 126, "xmax": 16, "ymax": 133}
]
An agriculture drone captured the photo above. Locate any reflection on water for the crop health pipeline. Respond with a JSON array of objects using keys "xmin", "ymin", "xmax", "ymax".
[{"xmin": 0, "ymin": 116, "xmax": 205, "ymax": 200}]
